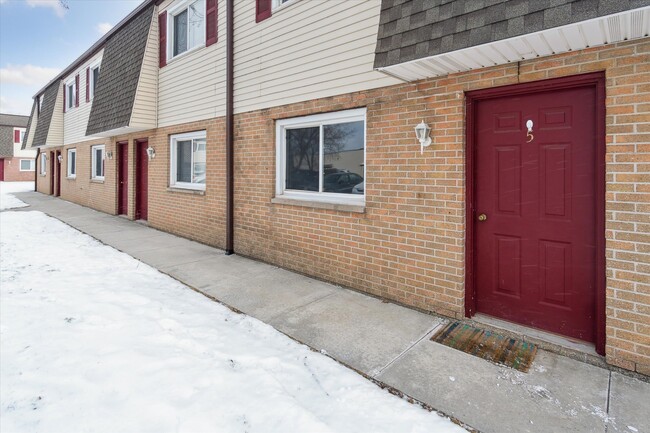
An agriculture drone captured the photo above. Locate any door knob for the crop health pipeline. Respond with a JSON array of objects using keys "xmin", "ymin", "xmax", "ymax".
[{"xmin": 478, "ymin": 213, "xmax": 487, "ymax": 221}]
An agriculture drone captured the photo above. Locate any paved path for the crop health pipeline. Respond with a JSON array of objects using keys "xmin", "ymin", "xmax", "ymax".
[{"xmin": 11, "ymin": 192, "xmax": 650, "ymax": 433}]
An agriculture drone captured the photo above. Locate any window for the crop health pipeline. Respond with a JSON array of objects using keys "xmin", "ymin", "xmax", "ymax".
[
  {"xmin": 19, "ymin": 159, "xmax": 35, "ymax": 171},
  {"xmin": 67, "ymin": 149, "xmax": 76, "ymax": 178},
  {"xmin": 38, "ymin": 95, "xmax": 44, "ymax": 115},
  {"xmin": 276, "ymin": 108, "xmax": 366, "ymax": 204},
  {"xmin": 91, "ymin": 145, "xmax": 105, "ymax": 180},
  {"xmin": 169, "ymin": 0, "xmax": 205, "ymax": 59},
  {"xmin": 20, "ymin": 130, "xmax": 25, "ymax": 143},
  {"xmin": 273, "ymin": 0, "xmax": 293, "ymax": 9},
  {"xmin": 40, "ymin": 153, "xmax": 46, "ymax": 175},
  {"xmin": 170, "ymin": 131, "xmax": 206, "ymax": 190},
  {"xmin": 89, "ymin": 64, "xmax": 100, "ymax": 100},
  {"xmin": 65, "ymin": 80, "xmax": 76, "ymax": 111}
]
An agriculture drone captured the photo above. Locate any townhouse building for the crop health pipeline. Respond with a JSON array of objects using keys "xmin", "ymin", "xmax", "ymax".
[
  {"xmin": 0, "ymin": 113, "xmax": 35, "ymax": 181},
  {"xmin": 23, "ymin": 0, "xmax": 650, "ymax": 375}
]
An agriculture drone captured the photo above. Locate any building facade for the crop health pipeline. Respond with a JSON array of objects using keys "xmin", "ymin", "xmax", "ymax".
[
  {"xmin": 0, "ymin": 114, "xmax": 35, "ymax": 182},
  {"xmin": 23, "ymin": 0, "xmax": 650, "ymax": 375}
]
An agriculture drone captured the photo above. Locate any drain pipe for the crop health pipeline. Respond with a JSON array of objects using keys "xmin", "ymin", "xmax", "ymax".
[
  {"xmin": 225, "ymin": 0, "xmax": 234, "ymax": 255},
  {"xmin": 34, "ymin": 148, "xmax": 40, "ymax": 191}
]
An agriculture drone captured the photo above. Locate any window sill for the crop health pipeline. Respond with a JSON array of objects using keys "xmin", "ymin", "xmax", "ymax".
[
  {"xmin": 66, "ymin": 176, "xmax": 76, "ymax": 180},
  {"xmin": 167, "ymin": 187, "xmax": 205, "ymax": 196},
  {"xmin": 271, "ymin": 196, "xmax": 365, "ymax": 213},
  {"xmin": 90, "ymin": 178, "xmax": 104, "ymax": 184},
  {"xmin": 167, "ymin": 43, "xmax": 206, "ymax": 65}
]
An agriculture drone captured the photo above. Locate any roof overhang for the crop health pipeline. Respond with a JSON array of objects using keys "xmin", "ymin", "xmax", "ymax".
[
  {"xmin": 88, "ymin": 125, "xmax": 154, "ymax": 139},
  {"xmin": 377, "ymin": 6, "xmax": 650, "ymax": 82}
]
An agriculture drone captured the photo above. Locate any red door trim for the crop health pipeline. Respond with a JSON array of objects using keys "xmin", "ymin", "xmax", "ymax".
[{"xmin": 464, "ymin": 72, "xmax": 606, "ymax": 355}]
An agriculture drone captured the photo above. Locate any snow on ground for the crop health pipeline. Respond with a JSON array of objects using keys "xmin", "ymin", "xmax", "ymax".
[
  {"xmin": 0, "ymin": 181, "xmax": 33, "ymax": 210},
  {"xmin": 0, "ymin": 210, "xmax": 465, "ymax": 433}
]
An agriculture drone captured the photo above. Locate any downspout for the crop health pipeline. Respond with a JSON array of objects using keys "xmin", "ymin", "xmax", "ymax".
[
  {"xmin": 225, "ymin": 0, "xmax": 234, "ymax": 255},
  {"xmin": 34, "ymin": 148, "xmax": 40, "ymax": 191}
]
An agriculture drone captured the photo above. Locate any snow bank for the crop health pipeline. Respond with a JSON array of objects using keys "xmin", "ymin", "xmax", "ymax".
[
  {"xmin": 0, "ymin": 181, "xmax": 33, "ymax": 210},
  {"xmin": 0, "ymin": 211, "xmax": 465, "ymax": 433}
]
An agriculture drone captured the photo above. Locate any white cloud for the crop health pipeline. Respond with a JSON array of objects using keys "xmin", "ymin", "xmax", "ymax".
[
  {"xmin": 0, "ymin": 96, "xmax": 33, "ymax": 116},
  {"xmin": 96, "ymin": 22, "xmax": 113, "ymax": 35},
  {"xmin": 0, "ymin": 64, "xmax": 60, "ymax": 87},
  {"xmin": 25, "ymin": 0, "xmax": 67, "ymax": 18}
]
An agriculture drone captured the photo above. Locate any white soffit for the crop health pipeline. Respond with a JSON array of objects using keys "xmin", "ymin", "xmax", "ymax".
[{"xmin": 377, "ymin": 6, "xmax": 650, "ymax": 82}]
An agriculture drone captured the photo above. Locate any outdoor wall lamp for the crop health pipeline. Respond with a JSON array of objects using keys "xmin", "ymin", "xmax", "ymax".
[
  {"xmin": 415, "ymin": 120, "xmax": 432, "ymax": 154},
  {"xmin": 146, "ymin": 146, "xmax": 156, "ymax": 160},
  {"xmin": 57, "ymin": 154, "xmax": 63, "ymax": 163},
  {"xmin": 106, "ymin": 151, "xmax": 113, "ymax": 160}
]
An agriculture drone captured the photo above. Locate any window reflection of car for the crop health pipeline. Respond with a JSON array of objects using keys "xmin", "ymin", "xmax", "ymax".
[
  {"xmin": 351, "ymin": 181, "xmax": 364, "ymax": 194},
  {"xmin": 323, "ymin": 172, "xmax": 364, "ymax": 194},
  {"xmin": 288, "ymin": 169, "xmax": 318, "ymax": 191}
]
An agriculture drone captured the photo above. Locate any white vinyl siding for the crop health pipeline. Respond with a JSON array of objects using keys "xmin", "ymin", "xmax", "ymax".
[
  {"xmin": 232, "ymin": 0, "xmax": 399, "ymax": 114},
  {"xmin": 158, "ymin": 0, "xmax": 225, "ymax": 128},
  {"xmin": 45, "ymin": 82, "xmax": 64, "ymax": 147},
  {"xmin": 130, "ymin": 10, "xmax": 158, "ymax": 129},
  {"xmin": 63, "ymin": 50, "xmax": 104, "ymax": 145},
  {"xmin": 24, "ymin": 103, "xmax": 38, "ymax": 150}
]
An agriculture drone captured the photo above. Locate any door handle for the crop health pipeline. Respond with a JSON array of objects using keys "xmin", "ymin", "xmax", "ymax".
[{"xmin": 478, "ymin": 213, "xmax": 487, "ymax": 222}]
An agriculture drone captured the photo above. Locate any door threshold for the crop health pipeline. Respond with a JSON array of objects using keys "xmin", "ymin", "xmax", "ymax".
[
  {"xmin": 135, "ymin": 219, "xmax": 149, "ymax": 226},
  {"xmin": 469, "ymin": 313, "xmax": 605, "ymax": 368}
]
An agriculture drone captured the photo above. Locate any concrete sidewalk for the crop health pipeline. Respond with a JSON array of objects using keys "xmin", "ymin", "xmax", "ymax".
[{"xmin": 10, "ymin": 192, "xmax": 650, "ymax": 433}]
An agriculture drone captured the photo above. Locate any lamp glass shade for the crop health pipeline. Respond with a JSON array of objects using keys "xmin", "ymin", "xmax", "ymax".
[{"xmin": 415, "ymin": 121, "xmax": 430, "ymax": 141}]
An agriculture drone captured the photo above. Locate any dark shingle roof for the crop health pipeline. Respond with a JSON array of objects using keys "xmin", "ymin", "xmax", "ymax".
[
  {"xmin": 0, "ymin": 127, "xmax": 13, "ymax": 157},
  {"xmin": 21, "ymin": 101, "xmax": 37, "ymax": 150},
  {"xmin": 0, "ymin": 113, "xmax": 29, "ymax": 128},
  {"xmin": 86, "ymin": 5, "xmax": 154, "ymax": 136},
  {"xmin": 375, "ymin": 0, "xmax": 649, "ymax": 68},
  {"xmin": 32, "ymin": 80, "xmax": 61, "ymax": 147}
]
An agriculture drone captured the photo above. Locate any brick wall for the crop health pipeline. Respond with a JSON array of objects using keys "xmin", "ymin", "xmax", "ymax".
[
  {"xmin": 233, "ymin": 39, "xmax": 649, "ymax": 374},
  {"xmin": 2, "ymin": 158, "xmax": 35, "ymax": 182},
  {"xmin": 36, "ymin": 39, "xmax": 649, "ymax": 373}
]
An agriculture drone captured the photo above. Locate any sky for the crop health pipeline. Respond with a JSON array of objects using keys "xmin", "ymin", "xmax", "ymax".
[{"xmin": 0, "ymin": 0, "xmax": 145, "ymax": 116}]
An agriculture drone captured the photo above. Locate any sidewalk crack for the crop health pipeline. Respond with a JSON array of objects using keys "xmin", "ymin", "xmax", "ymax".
[{"xmin": 372, "ymin": 320, "xmax": 446, "ymax": 379}]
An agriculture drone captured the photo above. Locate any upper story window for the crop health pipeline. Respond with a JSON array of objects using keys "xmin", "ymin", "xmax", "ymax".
[
  {"xmin": 170, "ymin": 130, "xmax": 206, "ymax": 190},
  {"xmin": 89, "ymin": 63, "xmax": 100, "ymax": 101},
  {"xmin": 275, "ymin": 108, "xmax": 366, "ymax": 204},
  {"xmin": 38, "ymin": 95, "xmax": 44, "ymax": 115},
  {"xmin": 169, "ymin": 0, "xmax": 205, "ymax": 59},
  {"xmin": 13, "ymin": 128, "xmax": 25, "ymax": 144},
  {"xmin": 64, "ymin": 76, "xmax": 79, "ymax": 112},
  {"xmin": 273, "ymin": 0, "xmax": 293, "ymax": 9}
]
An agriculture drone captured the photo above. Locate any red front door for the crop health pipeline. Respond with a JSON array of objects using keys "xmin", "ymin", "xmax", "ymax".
[
  {"xmin": 49, "ymin": 151, "xmax": 55, "ymax": 195},
  {"xmin": 474, "ymin": 84, "xmax": 597, "ymax": 343},
  {"xmin": 117, "ymin": 142, "xmax": 128, "ymax": 215},
  {"xmin": 135, "ymin": 140, "xmax": 148, "ymax": 221},
  {"xmin": 55, "ymin": 150, "xmax": 61, "ymax": 197}
]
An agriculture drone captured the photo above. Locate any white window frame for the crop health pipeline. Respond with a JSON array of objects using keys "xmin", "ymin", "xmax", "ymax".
[
  {"xmin": 67, "ymin": 148, "xmax": 77, "ymax": 178},
  {"xmin": 19, "ymin": 159, "xmax": 35, "ymax": 172},
  {"xmin": 65, "ymin": 79, "xmax": 76, "ymax": 111},
  {"xmin": 91, "ymin": 145, "xmax": 105, "ymax": 180},
  {"xmin": 38, "ymin": 95, "xmax": 44, "ymax": 114},
  {"xmin": 89, "ymin": 62, "xmax": 101, "ymax": 101},
  {"xmin": 167, "ymin": 0, "xmax": 206, "ymax": 62},
  {"xmin": 19, "ymin": 130, "xmax": 25, "ymax": 143},
  {"xmin": 169, "ymin": 130, "xmax": 207, "ymax": 191},
  {"xmin": 40, "ymin": 153, "xmax": 46, "ymax": 175},
  {"xmin": 273, "ymin": 0, "xmax": 296, "ymax": 10},
  {"xmin": 275, "ymin": 108, "xmax": 366, "ymax": 206}
]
